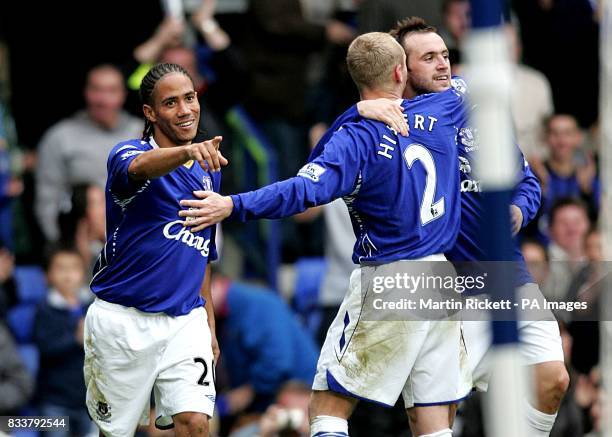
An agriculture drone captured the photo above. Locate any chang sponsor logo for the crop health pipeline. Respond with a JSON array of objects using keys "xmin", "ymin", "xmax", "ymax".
[{"xmin": 163, "ymin": 220, "xmax": 210, "ymax": 257}]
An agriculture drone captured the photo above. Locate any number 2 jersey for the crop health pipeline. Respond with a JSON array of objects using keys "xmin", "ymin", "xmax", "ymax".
[
  {"xmin": 230, "ymin": 88, "xmax": 466, "ymax": 264},
  {"xmin": 311, "ymin": 78, "xmax": 541, "ymax": 285},
  {"xmin": 90, "ymin": 138, "xmax": 220, "ymax": 316}
]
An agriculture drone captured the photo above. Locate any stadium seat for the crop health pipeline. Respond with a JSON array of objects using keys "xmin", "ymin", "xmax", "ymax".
[
  {"xmin": 17, "ymin": 343, "xmax": 39, "ymax": 378},
  {"xmin": 7, "ymin": 303, "xmax": 37, "ymax": 344},
  {"xmin": 293, "ymin": 257, "xmax": 327, "ymax": 336},
  {"xmin": 14, "ymin": 266, "xmax": 47, "ymax": 304}
]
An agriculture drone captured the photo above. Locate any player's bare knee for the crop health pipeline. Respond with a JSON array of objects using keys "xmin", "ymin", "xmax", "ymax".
[
  {"xmin": 309, "ymin": 390, "xmax": 355, "ymax": 420},
  {"xmin": 173, "ymin": 412, "xmax": 209, "ymax": 435},
  {"xmin": 556, "ymin": 365, "xmax": 570, "ymax": 396},
  {"xmin": 539, "ymin": 362, "xmax": 569, "ymax": 398},
  {"xmin": 407, "ymin": 405, "xmax": 451, "ymax": 436}
]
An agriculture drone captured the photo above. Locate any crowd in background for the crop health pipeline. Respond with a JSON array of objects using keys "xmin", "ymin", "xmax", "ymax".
[{"xmin": 0, "ymin": 0, "xmax": 606, "ymax": 436}]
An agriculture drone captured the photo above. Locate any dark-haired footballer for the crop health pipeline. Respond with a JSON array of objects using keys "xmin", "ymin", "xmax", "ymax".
[{"xmin": 83, "ymin": 63, "xmax": 227, "ymax": 437}]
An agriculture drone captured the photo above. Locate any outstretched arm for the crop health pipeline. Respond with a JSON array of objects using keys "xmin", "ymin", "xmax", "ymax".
[
  {"xmin": 129, "ymin": 136, "xmax": 227, "ymax": 180},
  {"xmin": 180, "ymin": 124, "xmax": 370, "ymax": 231}
]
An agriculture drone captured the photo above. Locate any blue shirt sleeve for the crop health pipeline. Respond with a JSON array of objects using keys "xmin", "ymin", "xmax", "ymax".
[
  {"xmin": 107, "ymin": 142, "xmax": 148, "ymax": 198},
  {"xmin": 231, "ymin": 123, "xmax": 372, "ymax": 221},
  {"xmin": 511, "ymin": 151, "xmax": 541, "ymax": 227}
]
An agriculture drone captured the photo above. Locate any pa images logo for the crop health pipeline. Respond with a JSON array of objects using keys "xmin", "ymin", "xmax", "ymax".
[{"xmin": 96, "ymin": 401, "xmax": 112, "ymax": 422}]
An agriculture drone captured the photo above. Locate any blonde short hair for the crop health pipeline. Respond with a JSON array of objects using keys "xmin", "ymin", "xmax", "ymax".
[{"xmin": 346, "ymin": 32, "xmax": 405, "ymax": 91}]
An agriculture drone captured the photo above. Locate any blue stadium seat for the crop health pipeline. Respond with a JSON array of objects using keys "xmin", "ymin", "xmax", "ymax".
[
  {"xmin": 14, "ymin": 266, "xmax": 47, "ymax": 304},
  {"xmin": 17, "ymin": 343, "xmax": 39, "ymax": 378},
  {"xmin": 7, "ymin": 304, "xmax": 37, "ymax": 344},
  {"xmin": 293, "ymin": 257, "xmax": 327, "ymax": 336}
]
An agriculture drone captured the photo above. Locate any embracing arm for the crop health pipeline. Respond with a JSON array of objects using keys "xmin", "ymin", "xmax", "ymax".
[
  {"xmin": 180, "ymin": 125, "xmax": 368, "ymax": 231},
  {"xmin": 179, "ymin": 169, "xmax": 349, "ymax": 232},
  {"xmin": 308, "ymin": 99, "xmax": 407, "ymax": 162},
  {"xmin": 356, "ymin": 98, "xmax": 408, "ymax": 136}
]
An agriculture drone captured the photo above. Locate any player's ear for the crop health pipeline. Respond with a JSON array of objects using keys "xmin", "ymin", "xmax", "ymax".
[
  {"xmin": 143, "ymin": 104, "xmax": 156, "ymax": 123},
  {"xmin": 394, "ymin": 63, "xmax": 404, "ymax": 84}
]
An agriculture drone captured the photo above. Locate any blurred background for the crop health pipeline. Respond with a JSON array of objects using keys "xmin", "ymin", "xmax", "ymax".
[{"xmin": 0, "ymin": 0, "xmax": 606, "ymax": 436}]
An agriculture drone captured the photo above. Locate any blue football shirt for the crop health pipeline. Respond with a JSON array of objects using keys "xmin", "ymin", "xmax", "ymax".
[
  {"xmin": 90, "ymin": 138, "xmax": 220, "ymax": 316},
  {"xmin": 231, "ymin": 89, "xmax": 465, "ymax": 264},
  {"xmin": 310, "ymin": 78, "xmax": 541, "ymax": 285}
]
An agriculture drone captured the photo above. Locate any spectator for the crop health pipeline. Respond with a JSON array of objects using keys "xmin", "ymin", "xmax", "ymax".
[
  {"xmin": 0, "ymin": 41, "xmax": 25, "ymax": 251},
  {"xmin": 0, "ymin": 103, "xmax": 24, "ymax": 250},
  {"xmin": 130, "ymin": 0, "xmax": 246, "ymax": 122},
  {"xmin": 534, "ymin": 114, "xmax": 600, "ymax": 222},
  {"xmin": 440, "ymin": 0, "xmax": 471, "ymax": 51},
  {"xmin": 212, "ymin": 274, "xmax": 318, "ymax": 417},
  {"xmin": 35, "ymin": 64, "xmax": 142, "ymax": 243},
  {"xmin": 514, "ymin": 0, "xmax": 599, "ymax": 129},
  {"xmin": 229, "ymin": 381, "xmax": 311, "ymax": 437},
  {"xmin": 550, "ymin": 321, "xmax": 585, "ymax": 437},
  {"xmin": 542, "ymin": 198, "xmax": 590, "ymax": 301},
  {"xmin": 57, "ymin": 184, "xmax": 106, "ymax": 281},
  {"xmin": 575, "ymin": 367, "xmax": 602, "ymax": 436},
  {"xmin": 307, "ymin": 2, "xmax": 359, "ymax": 144},
  {"xmin": 521, "ymin": 239, "xmax": 549, "ymax": 290},
  {"xmin": 0, "ymin": 247, "xmax": 17, "ymax": 319},
  {"xmin": 0, "ymin": 321, "xmax": 34, "ymax": 415},
  {"xmin": 243, "ymin": 0, "xmax": 355, "ymax": 180},
  {"xmin": 506, "ymin": 23, "xmax": 554, "ymax": 162},
  {"xmin": 566, "ymin": 228, "xmax": 604, "ymax": 374},
  {"xmin": 357, "ymin": 0, "xmax": 444, "ymax": 34},
  {"xmin": 33, "ymin": 247, "xmax": 91, "ymax": 437},
  {"xmin": 548, "ymin": 198, "xmax": 590, "ymax": 264}
]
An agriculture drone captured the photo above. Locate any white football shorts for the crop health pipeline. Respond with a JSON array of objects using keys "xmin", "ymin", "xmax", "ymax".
[
  {"xmin": 84, "ymin": 298, "xmax": 215, "ymax": 436},
  {"xmin": 463, "ymin": 282, "xmax": 564, "ymax": 391},
  {"xmin": 312, "ymin": 256, "xmax": 471, "ymax": 408}
]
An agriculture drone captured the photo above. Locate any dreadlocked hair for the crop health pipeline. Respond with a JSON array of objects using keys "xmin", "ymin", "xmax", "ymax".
[{"xmin": 139, "ymin": 63, "xmax": 194, "ymax": 141}]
